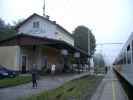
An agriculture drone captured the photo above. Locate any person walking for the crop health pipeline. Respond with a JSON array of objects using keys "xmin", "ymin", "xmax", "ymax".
[
  {"xmin": 31, "ymin": 64, "xmax": 38, "ymax": 88},
  {"xmin": 51, "ymin": 64, "xmax": 56, "ymax": 75},
  {"xmin": 105, "ymin": 66, "xmax": 108, "ymax": 74}
]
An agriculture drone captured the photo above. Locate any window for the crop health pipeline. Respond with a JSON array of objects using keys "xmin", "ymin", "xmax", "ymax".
[{"xmin": 33, "ymin": 21, "xmax": 40, "ymax": 28}]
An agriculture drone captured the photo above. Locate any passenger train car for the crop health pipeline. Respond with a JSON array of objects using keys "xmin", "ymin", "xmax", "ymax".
[{"xmin": 113, "ymin": 32, "xmax": 133, "ymax": 99}]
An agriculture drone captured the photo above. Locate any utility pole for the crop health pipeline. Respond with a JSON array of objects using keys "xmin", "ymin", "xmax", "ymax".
[{"xmin": 43, "ymin": 0, "xmax": 46, "ymax": 17}]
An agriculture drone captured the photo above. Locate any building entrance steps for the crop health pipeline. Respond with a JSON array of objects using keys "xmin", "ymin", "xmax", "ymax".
[{"xmin": 90, "ymin": 69, "xmax": 129, "ymax": 100}]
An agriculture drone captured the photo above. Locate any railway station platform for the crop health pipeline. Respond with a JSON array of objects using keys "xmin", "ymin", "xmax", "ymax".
[{"xmin": 91, "ymin": 69, "xmax": 129, "ymax": 100}]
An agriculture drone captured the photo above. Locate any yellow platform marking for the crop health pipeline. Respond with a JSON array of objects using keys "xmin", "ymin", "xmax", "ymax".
[{"xmin": 112, "ymin": 79, "xmax": 116, "ymax": 100}]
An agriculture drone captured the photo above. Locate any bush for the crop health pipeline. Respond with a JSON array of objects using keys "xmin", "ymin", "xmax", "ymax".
[
  {"xmin": 0, "ymin": 76, "xmax": 31, "ymax": 88},
  {"xmin": 40, "ymin": 65, "xmax": 51, "ymax": 76}
]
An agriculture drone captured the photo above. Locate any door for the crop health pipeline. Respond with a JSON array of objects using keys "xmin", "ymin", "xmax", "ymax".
[{"xmin": 22, "ymin": 55, "xmax": 27, "ymax": 73}]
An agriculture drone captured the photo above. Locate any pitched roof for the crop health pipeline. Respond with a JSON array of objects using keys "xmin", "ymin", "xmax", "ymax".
[{"xmin": 15, "ymin": 13, "xmax": 73, "ymax": 37}]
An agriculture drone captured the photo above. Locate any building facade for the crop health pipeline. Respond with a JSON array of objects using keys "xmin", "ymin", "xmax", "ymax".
[
  {"xmin": 16, "ymin": 13, "xmax": 74, "ymax": 46},
  {"xmin": 0, "ymin": 13, "xmax": 88, "ymax": 73}
]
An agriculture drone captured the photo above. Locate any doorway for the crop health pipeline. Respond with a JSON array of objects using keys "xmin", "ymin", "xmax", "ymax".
[{"xmin": 22, "ymin": 55, "xmax": 27, "ymax": 73}]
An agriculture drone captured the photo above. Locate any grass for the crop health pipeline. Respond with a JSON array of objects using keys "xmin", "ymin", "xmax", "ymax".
[
  {"xmin": 0, "ymin": 75, "xmax": 32, "ymax": 88},
  {"xmin": 25, "ymin": 75, "xmax": 103, "ymax": 100},
  {"xmin": 95, "ymin": 67, "xmax": 105, "ymax": 74}
]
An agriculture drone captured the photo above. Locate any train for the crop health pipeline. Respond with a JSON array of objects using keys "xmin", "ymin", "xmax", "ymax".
[{"xmin": 113, "ymin": 32, "xmax": 133, "ymax": 100}]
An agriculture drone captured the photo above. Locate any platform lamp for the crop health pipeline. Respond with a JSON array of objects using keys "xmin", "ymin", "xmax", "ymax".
[{"xmin": 74, "ymin": 52, "xmax": 80, "ymax": 73}]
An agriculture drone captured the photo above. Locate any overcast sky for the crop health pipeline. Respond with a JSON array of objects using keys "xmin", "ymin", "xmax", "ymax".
[{"xmin": 0, "ymin": 0, "xmax": 133, "ymax": 64}]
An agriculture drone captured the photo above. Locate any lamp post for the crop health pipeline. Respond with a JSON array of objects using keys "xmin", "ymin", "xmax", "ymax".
[
  {"xmin": 61, "ymin": 49, "xmax": 68, "ymax": 72},
  {"xmin": 74, "ymin": 52, "xmax": 80, "ymax": 73}
]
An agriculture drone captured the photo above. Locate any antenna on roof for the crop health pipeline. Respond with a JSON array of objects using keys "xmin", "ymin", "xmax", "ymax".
[{"xmin": 43, "ymin": 0, "xmax": 46, "ymax": 17}]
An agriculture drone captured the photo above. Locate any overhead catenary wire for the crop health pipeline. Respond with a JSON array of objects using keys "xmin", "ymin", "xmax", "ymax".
[
  {"xmin": 95, "ymin": 42, "xmax": 124, "ymax": 65},
  {"xmin": 96, "ymin": 42, "xmax": 123, "ymax": 45}
]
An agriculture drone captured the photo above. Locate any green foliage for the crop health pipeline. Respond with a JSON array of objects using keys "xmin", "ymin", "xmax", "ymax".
[
  {"xmin": 73, "ymin": 26, "xmax": 89, "ymax": 52},
  {"xmin": 25, "ymin": 75, "xmax": 103, "ymax": 100},
  {"xmin": 13, "ymin": 18, "xmax": 25, "ymax": 27},
  {"xmin": 0, "ymin": 76, "xmax": 31, "ymax": 88},
  {"xmin": 0, "ymin": 18, "xmax": 17, "ymax": 41},
  {"xmin": 89, "ymin": 32, "xmax": 96, "ymax": 57},
  {"xmin": 68, "ymin": 55, "xmax": 76, "ymax": 64},
  {"xmin": 93, "ymin": 53, "xmax": 105, "ymax": 68},
  {"xmin": 40, "ymin": 65, "xmax": 51, "ymax": 75},
  {"xmin": 73, "ymin": 25, "xmax": 96, "ymax": 57},
  {"xmin": 0, "ymin": 28, "xmax": 16, "ymax": 41}
]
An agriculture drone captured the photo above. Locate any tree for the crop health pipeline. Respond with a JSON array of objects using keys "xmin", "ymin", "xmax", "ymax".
[
  {"xmin": 93, "ymin": 53, "xmax": 105, "ymax": 67},
  {"xmin": 73, "ymin": 25, "xmax": 96, "ymax": 57},
  {"xmin": 93, "ymin": 53, "xmax": 105, "ymax": 74},
  {"xmin": 0, "ymin": 18, "xmax": 6, "ymax": 29},
  {"xmin": 0, "ymin": 18, "xmax": 16, "ymax": 41},
  {"xmin": 89, "ymin": 32, "xmax": 96, "ymax": 57},
  {"xmin": 13, "ymin": 18, "xmax": 25, "ymax": 27}
]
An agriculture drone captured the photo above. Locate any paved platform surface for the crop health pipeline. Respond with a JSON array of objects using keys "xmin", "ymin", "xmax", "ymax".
[
  {"xmin": 0, "ymin": 72, "xmax": 90, "ymax": 100},
  {"xmin": 90, "ymin": 69, "xmax": 129, "ymax": 100}
]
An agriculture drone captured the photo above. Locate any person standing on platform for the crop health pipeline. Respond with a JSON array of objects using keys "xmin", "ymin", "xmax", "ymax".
[
  {"xmin": 51, "ymin": 64, "xmax": 56, "ymax": 75},
  {"xmin": 105, "ymin": 66, "xmax": 108, "ymax": 74},
  {"xmin": 31, "ymin": 64, "xmax": 38, "ymax": 88}
]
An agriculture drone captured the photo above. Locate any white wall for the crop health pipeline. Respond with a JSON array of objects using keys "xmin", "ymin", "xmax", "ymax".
[
  {"xmin": 18, "ymin": 15, "xmax": 74, "ymax": 45},
  {"xmin": 18, "ymin": 16, "xmax": 56, "ymax": 39},
  {"xmin": 55, "ymin": 27, "xmax": 74, "ymax": 46},
  {"xmin": 0, "ymin": 46, "xmax": 20, "ymax": 70}
]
